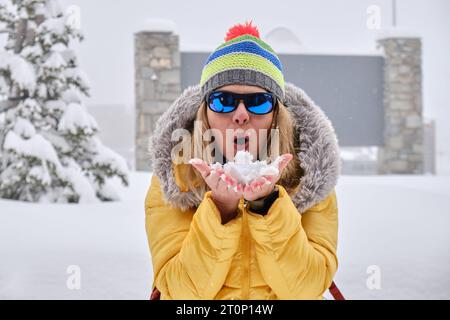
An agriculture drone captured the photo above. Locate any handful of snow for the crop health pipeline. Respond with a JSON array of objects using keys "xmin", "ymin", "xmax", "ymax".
[{"xmin": 190, "ymin": 151, "xmax": 283, "ymax": 185}]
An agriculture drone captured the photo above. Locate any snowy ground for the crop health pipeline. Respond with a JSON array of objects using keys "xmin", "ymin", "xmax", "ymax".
[
  {"xmin": 0, "ymin": 172, "xmax": 153, "ymax": 300},
  {"xmin": 1, "ymin": 172, "xmax": 449, "ymax": 300},
  {"xmin": 333, "ymin": 175, "xmax": 450, "ymax": 300}
]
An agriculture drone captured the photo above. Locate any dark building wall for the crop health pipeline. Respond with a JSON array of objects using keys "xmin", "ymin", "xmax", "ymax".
[{"xmin": 180, "ymin": 52, "xmax": 385, "ymax": 147}]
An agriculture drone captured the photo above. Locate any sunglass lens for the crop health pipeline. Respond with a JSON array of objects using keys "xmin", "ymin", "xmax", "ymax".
[
  {"xmin": 209, "ymin": 92, "xmax": 236, "ymax": 113},
  {"xmin": 246, "ymin": 93, "xmax": 274, "ymax": 114}
]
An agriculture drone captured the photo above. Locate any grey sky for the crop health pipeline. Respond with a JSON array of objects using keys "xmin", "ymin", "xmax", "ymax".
[{"xmin": 2, "ymin": 0, "xmax": 449, "ymax": 172}]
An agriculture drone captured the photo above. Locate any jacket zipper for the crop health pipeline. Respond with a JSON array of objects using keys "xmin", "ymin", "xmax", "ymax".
[{"xmin": 240, "ymin": 201, "xmax": 251, "ymax": 300}]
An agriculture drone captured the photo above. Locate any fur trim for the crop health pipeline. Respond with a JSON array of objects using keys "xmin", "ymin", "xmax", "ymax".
[{"xmin": 148, "ymin": 82, "xmax": 341, "ymax": 214}]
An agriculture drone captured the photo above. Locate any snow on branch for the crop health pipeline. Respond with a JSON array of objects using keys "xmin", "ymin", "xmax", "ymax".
[{"xmin": 0, "ymin": 51, "xmax": 36, "ymax": 92}]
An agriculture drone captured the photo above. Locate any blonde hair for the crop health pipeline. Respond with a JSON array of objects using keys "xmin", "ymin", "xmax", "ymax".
[{"xmin": 185, "ymin": 99, "xmax": 304, "ymax": 202}]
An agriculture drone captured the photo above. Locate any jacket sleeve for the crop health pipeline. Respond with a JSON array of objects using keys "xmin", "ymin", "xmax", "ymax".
[
  {"xmin": 246, "ymin": 185, "xmax": 338, "ymax": 299},
  {"xmin": 145, "ymin": 175, "xmax": 242, "ymax": 299}
]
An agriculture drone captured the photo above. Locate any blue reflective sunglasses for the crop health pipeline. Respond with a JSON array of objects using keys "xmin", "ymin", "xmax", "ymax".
[{"xmin": 207, "ymin": 91, "xmax": 276, "ymax": 115}]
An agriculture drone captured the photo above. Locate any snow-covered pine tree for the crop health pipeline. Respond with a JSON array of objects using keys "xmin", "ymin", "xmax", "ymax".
[{"xmin": 0, "ymin": 0, "xmax": 129, "ymax": 203}]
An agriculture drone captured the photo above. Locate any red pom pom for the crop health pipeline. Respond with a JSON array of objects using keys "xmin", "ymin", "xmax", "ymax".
[{"xmin": 224, "ymin": 21, "xmax": 260, "ymax": 42}]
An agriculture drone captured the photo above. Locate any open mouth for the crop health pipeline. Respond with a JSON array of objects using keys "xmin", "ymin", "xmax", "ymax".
[{"xmin": 233, "ymin": 136, "xmax": 249, "ymax": 151}]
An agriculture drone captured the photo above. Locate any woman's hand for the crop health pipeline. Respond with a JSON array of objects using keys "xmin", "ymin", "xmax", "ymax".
[
  {"xmin": 243, "ymin": 154, "xmax": 293, "ymax": 201},
  {"xmin": 190, "ymin": 159, "xmax": 244, "ymax": 224}
]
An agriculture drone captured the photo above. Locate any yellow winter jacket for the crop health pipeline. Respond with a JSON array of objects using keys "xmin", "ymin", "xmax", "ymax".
[
  {"xmin": 145, "ymin": 171, "xmax": 338, "ymax": 300},
  {"xmin": 145, "ymin": 82, "xmax": 341, "ymax": 300}
]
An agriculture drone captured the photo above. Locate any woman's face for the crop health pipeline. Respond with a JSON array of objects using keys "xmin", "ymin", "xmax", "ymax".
[{"xmin": 206, "ymin": 84, "xmax": 274, "ymax": 161}]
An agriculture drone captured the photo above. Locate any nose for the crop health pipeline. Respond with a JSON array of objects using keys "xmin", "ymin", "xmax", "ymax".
[{"xmin": 232, "ymin": 101, "xmax": 249, "ymax": 125}]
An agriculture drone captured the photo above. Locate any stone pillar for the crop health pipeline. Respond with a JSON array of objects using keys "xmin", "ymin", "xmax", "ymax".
[
  {"xmin": 423, "ymin": 119, "xmax": 436, "ymax": 174},
  {"xmin": 377, "ymin": 37, "xmax": 424, "ymax": 174},
  {"xmin": 134, "ymin": 30, "xmax": 181, "ymax": 171}
]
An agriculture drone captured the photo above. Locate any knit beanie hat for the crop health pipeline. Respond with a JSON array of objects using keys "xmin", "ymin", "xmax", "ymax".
[{"xmin": 199, "ymin": 21, "xmax": 285, "ymax": 103}]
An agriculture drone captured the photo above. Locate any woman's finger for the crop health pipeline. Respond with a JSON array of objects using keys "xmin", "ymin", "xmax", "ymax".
[
  {"xmin": 220, "ymin": 173, "xmax": 236, "ymax": 187},
  {"xmin": 217, "ymin": 175, "xmax": 230, "ymax": 193},
  {"xmin": 223, "ymin": 175, "xmax": 243, "ymax": 195},
  {"xmin": 278, "ymin": 153, "xmax": 293, "ymax": 172},
  {"xmin": 235, "ymin": 183, "xmax": 244, "ymax": 193},
  {"xmin": 215, "ymin": 175, "xmax": 241, "ymax": 199},
  {"xmin": 244, "ymin": 184, "xmax": 261, "ymax": 201},
  {"xmin": 259, "ymin": 177, "xmax": 274, "ymax": 194},
  {"xmin": 260, "ymin": 176, "xmax": 272, "ymax": 187},
  {"xmin": 206, "ymin": 170, "xmax": 221, "ymax": 190},
  {"xmin": 250, "ymin": 179, "xmax": 263, "ymax": 191},
  {"xmin": 189, "ymin": 158, "xmax": 211, "ymax": 179}
]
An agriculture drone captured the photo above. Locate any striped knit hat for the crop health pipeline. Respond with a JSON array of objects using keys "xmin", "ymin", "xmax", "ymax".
[{"xmin": 200, "ymin": 21, "xmax": 285, "ymax": 103}]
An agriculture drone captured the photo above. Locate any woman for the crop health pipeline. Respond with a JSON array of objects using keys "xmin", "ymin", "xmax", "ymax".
[{"xmin": 145, "ymin": 22, "xmax": 341, "ymax": 300}]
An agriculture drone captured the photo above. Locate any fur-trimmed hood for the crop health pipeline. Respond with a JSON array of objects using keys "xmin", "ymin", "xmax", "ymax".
[{"xmin": 148, "ymin": 82, "xmax": 341, "ymax": 214}]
